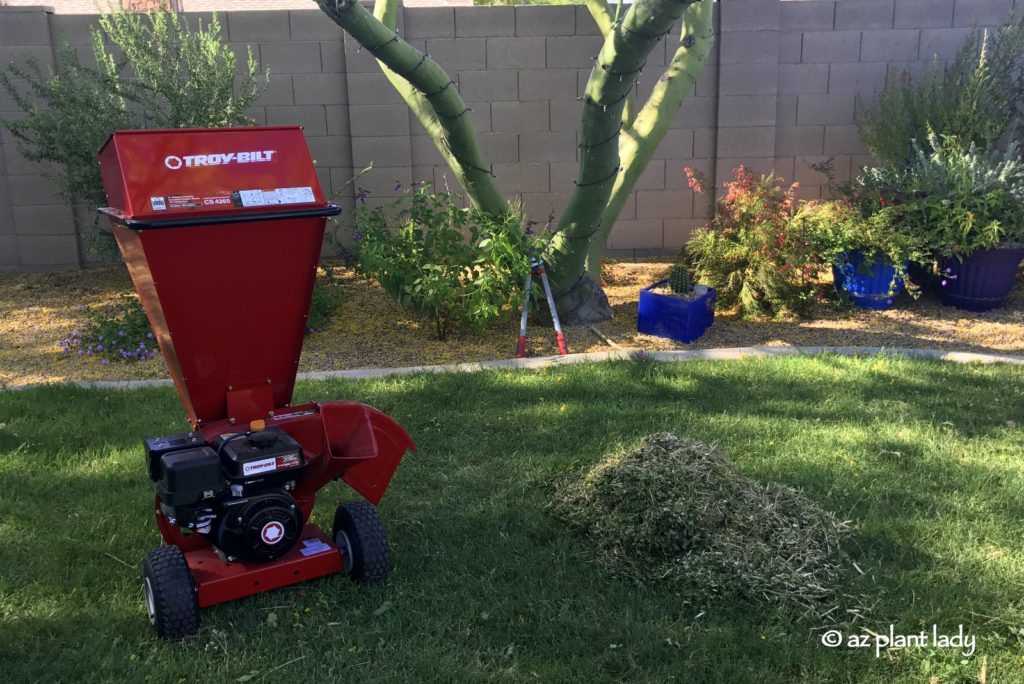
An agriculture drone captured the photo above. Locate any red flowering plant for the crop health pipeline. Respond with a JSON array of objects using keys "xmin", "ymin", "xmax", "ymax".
[
  {"xmin": 682, "ymin": 166, "xmax": 829, "ymax": 318},
  {"xmin": 811, "ymin": 158, "xmax": 909, "ymax": 219}
]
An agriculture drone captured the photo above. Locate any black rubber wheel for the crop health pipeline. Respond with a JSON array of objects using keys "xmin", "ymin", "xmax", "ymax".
[
  {"xmin": 332, "ymin": 501, "xmax": 391, "ymax": 583},
  {"xmin": 142, "ymin": 545, "xmax": 200, "ymax": 640}
]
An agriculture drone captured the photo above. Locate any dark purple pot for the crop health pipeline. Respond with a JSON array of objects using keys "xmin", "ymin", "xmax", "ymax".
[{"xmin": 938, "ymin": 247, "xmax": 1024, "ymax": 312}]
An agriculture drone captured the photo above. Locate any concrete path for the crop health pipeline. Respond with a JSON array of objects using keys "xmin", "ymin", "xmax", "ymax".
[{"xmin": 5, "ymin": 345, "xmax": 1023, "ymax": 391}]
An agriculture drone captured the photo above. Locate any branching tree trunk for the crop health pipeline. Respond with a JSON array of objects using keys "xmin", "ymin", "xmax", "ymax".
[
  {"xmin": 317, "ymin": 0, "xmax": 505, "ymax": 215},
  {"xmin": 316, "ymin": 0, "xmax": 713, "ymax": 324}
]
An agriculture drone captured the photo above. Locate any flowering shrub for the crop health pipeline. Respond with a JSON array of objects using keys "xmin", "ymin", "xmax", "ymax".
[
  {"xmin": 60, "ymin": 297, "xmax": 157, "ymax": 364},
  {"xmin": 825, "ymin": 133, "xmax": 1024, "ymax": 260},
  {"xmin": 352, "ymin": 184, "xmax": 544, "ymax": 340},
  {"xmin": 797, "ymin": 200, "xmax": 922, "ymax": 300},
  {"xmin": 683, "ymin": 166, "xmax": 826, "ymax": 318},
  {"xmin": 60, "ymin": 277, "xmax": 339, "ymax": 364},
  {"xmin": 856, "ymin": 18, "xmax": 1024, "ymax": 168},
  {"xmin": 896, "ymin": 134, "xmax": 1024, "ymax": 257},
  {"xmin": 0, "ymin": 7, "xmax": 265, "ymax": 256}
]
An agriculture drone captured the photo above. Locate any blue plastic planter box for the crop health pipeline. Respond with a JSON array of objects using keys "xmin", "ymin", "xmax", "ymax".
[
  {"xmin": 637, "ymin": 280, "xmax": 716, "ymax": 343},
  {"xmin": 832, "ymin": 250, "xmax": 905, "ymax": 310}
]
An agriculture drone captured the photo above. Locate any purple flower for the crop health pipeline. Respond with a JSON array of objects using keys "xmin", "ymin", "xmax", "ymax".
[
  {"xmin": 147, "ymin": 332, "xmax": 154, "ymax": 339},
  {"xmin": 77, "ymin": 349, "xmax": 84, "ymax": 357},
  {"xmin": 100, "ymin": 359, "xmax": 108, "ymax": 366},
  {"xmin": 353, "ymin": 231, "xmax": 362, "ymax": 243},
  {"xmin": 941, "ymin": 279, "xmax": 948, "ymax": 286},
  {"xmin": 97, "ymin": 335, "xmax": 103, "ymax": 342},
  {"xmin": 96, "ymin": 344, "xmax": 104, "ymax": 352},
  {"xmin": 118, "ymin": 330, "xmax": 125, "ymax": 337},
  {"xmin": 86, "ymin": 349, "xmax": 93, "ymax": 356}
]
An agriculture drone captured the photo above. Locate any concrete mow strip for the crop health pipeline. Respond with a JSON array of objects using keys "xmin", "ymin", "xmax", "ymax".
[{"xmin": 5, "ymin": 347, "xmax": 1022, "ymax": 391}]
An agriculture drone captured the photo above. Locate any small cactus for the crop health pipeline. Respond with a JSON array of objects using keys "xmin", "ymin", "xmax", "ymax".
[{"xmin": 668, "ymin": 263, "xmax": 693, "ymax": 295}]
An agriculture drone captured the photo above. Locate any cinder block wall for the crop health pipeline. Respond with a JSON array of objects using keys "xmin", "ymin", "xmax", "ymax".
[{"xmin": 0, "ymin": 0, "xmax": 1020, "ymax": 272}]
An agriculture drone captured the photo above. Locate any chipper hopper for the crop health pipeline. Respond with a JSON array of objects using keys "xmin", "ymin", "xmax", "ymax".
[{"xmin": 98, "ymin": 126, "xmax": 415, "ymax": 639}]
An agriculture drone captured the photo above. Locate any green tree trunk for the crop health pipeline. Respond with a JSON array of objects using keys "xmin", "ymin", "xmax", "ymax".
[
  {"xmin": 316, "ymin": 0, "xmax": 505, "ymax": 216},
  {"xmin": 317, "ymin": 0, "xmax": 713, "ymax": 324},
  {"xmin": 584, "ymin": 0, "xmax": 715, "ymax": 280}
]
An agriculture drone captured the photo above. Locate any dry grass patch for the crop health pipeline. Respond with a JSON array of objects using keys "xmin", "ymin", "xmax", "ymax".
[{"xmin": 2, "ymin": 260, "xmax": 1023, "ymax": 387}]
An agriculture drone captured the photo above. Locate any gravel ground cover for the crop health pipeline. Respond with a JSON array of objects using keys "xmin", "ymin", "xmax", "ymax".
[{"xmin": 2, "ymin": 260, "xmax": 1022, "ymax": 387}]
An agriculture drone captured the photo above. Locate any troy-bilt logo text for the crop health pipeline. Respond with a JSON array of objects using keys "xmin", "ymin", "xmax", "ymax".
[
  {"xmin": 242, "ymin": 457, "xmax": 277, "ymax": 477},
  {"xmin": 164, "ymin": 150, "xmax": 276, "ymax": 170}
]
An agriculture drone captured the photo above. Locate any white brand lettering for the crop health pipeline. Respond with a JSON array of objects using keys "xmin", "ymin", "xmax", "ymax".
[{"xmin": 164, "ymin": 150, "xmax": 276, "ymax": 170}]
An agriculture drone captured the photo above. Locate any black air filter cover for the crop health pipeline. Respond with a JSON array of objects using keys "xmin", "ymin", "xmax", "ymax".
[
  {"xmin": 157, "ymin": 446, "xmax": 226, "ymax": 507},
  {"xmin": 144, "ymin": 432, "xmax": 207, "ymax": 482}
]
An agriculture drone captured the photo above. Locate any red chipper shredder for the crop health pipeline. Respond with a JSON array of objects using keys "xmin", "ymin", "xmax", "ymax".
[{"xmin": 98, "ymin": 126, "xmax": 415, "ymax": 640}]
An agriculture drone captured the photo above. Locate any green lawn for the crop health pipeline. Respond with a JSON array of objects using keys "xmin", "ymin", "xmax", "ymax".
[{"xmin": 2, "ymin": 355, "xmax": 1024, "ymax": 683}]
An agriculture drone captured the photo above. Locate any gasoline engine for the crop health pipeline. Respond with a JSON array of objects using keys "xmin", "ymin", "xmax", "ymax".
[{"xmin": 147, "ymin": 428, "xmax": 311, "ymax": 562}]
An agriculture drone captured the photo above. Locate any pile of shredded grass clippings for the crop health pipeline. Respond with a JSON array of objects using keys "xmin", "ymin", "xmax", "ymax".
[{"xmin": 552, "ymin": 432, "xmax": 854, "ymax": 615}]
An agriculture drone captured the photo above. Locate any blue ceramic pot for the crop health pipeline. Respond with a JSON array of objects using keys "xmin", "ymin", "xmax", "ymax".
[{"xmin": 832, "ymin": 250, "xmax": 905, "ymax": 310}]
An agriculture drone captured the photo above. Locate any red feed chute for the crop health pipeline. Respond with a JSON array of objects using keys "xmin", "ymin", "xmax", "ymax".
[{"xmin": 99, "ymin": 127, "xmax": 415, "ymax": 638}]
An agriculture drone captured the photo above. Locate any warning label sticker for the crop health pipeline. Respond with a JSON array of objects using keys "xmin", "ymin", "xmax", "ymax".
[
  {"xmin": 300, "ymin": 538, "xmax": 332, "ymax": 556},
  {"xmin": 148, "ymin": 187, "xmax": 315, "ymax": 212},
  {"xmin": 235, "ymin": 186, "xmax": 316, "ymax": 208},
  {"xmin": 167, "ymin": 194, "xmax": 201, "ymax": 209}
]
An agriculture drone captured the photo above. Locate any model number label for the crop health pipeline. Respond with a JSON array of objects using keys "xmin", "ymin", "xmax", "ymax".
[
  {"xmin": 276, "ymin": 454, "xmax": 300, "ymax": 468},
  {"xmin": 243, "ymin": 457, "xmax": 277, "ymax": 476}
]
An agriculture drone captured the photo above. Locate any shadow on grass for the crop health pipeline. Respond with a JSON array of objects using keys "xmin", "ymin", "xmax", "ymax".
[{"xmin": 1, "ymin": 356, "xmax": 1022, "ymax": 681}]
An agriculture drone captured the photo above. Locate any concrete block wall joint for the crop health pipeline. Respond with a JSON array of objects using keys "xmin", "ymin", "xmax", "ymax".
[{"xmin": 1, "ymin": 1, "xmax": 1020, "ymax": 270}]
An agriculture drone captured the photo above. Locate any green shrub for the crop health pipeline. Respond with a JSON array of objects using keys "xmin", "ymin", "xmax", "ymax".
[
  {"xmin": 683, "ymin": 166, "xmax": 825, "ymax": 318},
  {"xmin": 307, "ymin": 277, "xmax": 342, "ymax": 333},
  {"xmin": 0, "ymin": 7, "xmax": 265, "ymax": 231},
  {"xmin": 896, "ymin": 134, "xmax": 1024, "ymax": 257},
  {"xmin": 797, "ymin": 199, "xmax": 922, "ymax": 298},
  {"xmin": 352, "ymin": 184, "xmax": 545, "ymax": 340},
  {"xmin": 857, "ymin": 18, "xmax": 1024, "ymax": 167}
]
